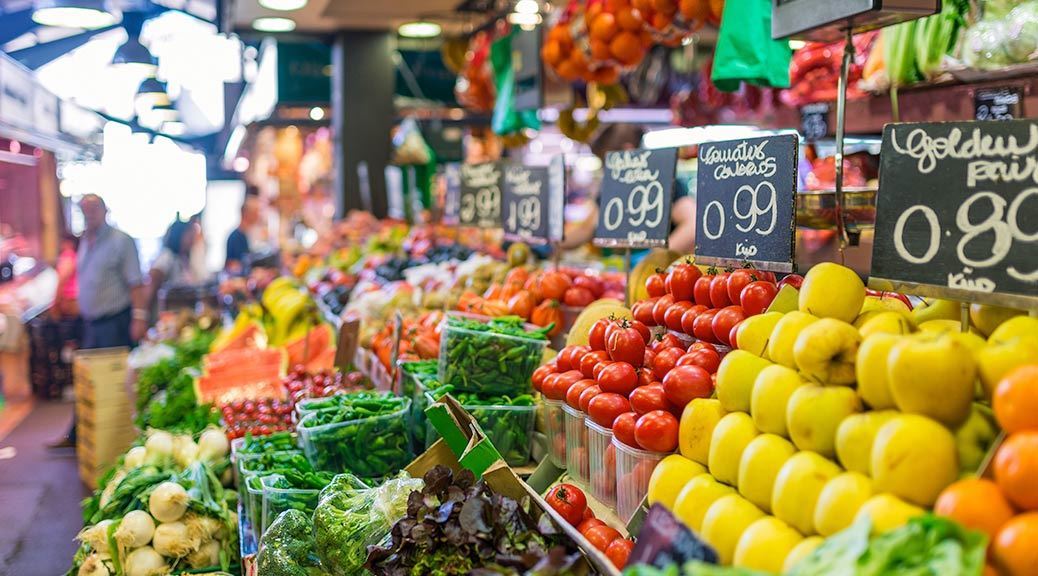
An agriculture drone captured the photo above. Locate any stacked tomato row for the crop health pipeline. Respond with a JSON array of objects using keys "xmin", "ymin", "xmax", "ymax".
[{"xmin": 545, "ymin": 483, "xmax": 635, "ymax": 569}]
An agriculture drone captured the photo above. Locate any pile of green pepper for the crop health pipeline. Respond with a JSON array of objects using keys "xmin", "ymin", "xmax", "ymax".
[
  {"xmin": 422, "ymin": 383, "xmax": 538, "ymax": 467},
  {"xmin": 440, "ymin": 315, "xmax": 550, "ymax": 396},
  {"xmin": 237, "ymin": 431, "xmax": 297, "ymax": 455},
  {"xmin": 297, "ymin": 391, "xmax": 413, "ymax": 480}
]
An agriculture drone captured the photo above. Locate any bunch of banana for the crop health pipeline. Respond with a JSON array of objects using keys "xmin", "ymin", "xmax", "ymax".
[{"xmin": 261, "ymin": 277, "xmax": 318, "ymax": 346}]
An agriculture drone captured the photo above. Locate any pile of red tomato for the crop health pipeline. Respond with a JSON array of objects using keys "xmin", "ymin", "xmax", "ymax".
[
  {"xmin": 545, "ymin": 483, "xmax": 634, "ymax": 569},
  {"xmin": 221, "ymin": 399, "xmax": 294, "ymax": 439}
]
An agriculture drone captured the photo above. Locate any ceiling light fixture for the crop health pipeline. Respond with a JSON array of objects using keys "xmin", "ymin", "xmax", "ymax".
[
  {"xmin": 259, "ymin": 0, "xmax": 308, "ymax": 10},
  {"xmin": 32, "ymin": 0, "xmax": 119, "ymax": 29},
  {"xmin": 789, "ymin": 40, "xmax": 807, "ymax": 50},
  {"xmin": 135, "ymin": 77, "xmax": 169, "ymax": 107},
  {"xmin": 147, "ymin": 102, "xmax": 178, "ymax": 123},
  {"xmin": 253, "ymin": 17, "xmax": 296, "ymax": 32},
  {"xmin": 309, "ymin": 107, "xmax": 325, "ymax": 121},
  {"xmin": 507, "ymin": 12, "xmax": 541, "ymax": 29},
  {"xmin": 161, "ymin": 120, "xmax": 186, "ymax": 136},
  {"xmin": 398, "ymin": 21, "xmax": 441, "ymax": 38},
  {"xmin": 514, "ymin": 0, "xmax": 539, "ymax": 15}
]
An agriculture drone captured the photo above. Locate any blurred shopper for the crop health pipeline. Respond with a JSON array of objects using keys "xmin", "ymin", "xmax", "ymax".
[
  {"xmin": 52, "ymin": 234, "xmax": 79, "ymax": 319},
  {"xmin": 225, "ymin": 193, "xmax": 261, "ymax": 274}
]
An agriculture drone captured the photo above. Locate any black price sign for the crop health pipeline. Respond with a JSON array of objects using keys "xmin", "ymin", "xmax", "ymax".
[
  {"xmin": 695, "ymin": 134, "xmax": 799, "ymax": 273},
  {"xmin": 442, "ymin": 163, "xmax": 461, "ymax": 224},
  {"xmin": 974, "ymin": 87, "xmax": 1022, "ymax": 121},
  {"xmin": 801, "ymin": 103, "xmax": 829, "ymax": 141},
  {"xmin": 501, "ymin": 156, "xmax": 565, "ymax": 243},
  {"xmin": 870, "ymin": 120, "xmax": 1038, "ymax": 309},
  {"xmin": 459, "ymin": 162, "xmax": 502, "ymax": 228},
  {"xmin": 594, "ymin": 148, "xmax": 677, "ymax": 248}
]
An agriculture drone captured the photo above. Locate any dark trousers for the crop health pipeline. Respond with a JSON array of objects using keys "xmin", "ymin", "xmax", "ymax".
[{"xmin": 68, "ymin": 308, "xmax": 132, "ymax": 441}]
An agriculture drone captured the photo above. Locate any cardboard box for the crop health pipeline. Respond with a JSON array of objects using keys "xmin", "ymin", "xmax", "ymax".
[{"xmin": 74, "ymin": 347, "xmax": 136, "ymax": 487}]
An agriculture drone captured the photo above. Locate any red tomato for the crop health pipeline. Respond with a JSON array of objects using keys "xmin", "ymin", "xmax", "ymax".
[
  {"xmin": 593, "ymin": 361, "xmax": 613, "ymax": 380},
  {"xmin": 566, "ymin": 379, "xmax": 596, "ymax": 409},
  {"xmin": 688, "ymin": 341, "xmax": 718, "ymax": 354},
  {"xmin": 729, "ymin": 322, "xmax": 741, "ymax": 349},
  {"xmin": 666, "ymin": 261, "xmax": 701, "ymax": 302},
  {"xmin": 578, "ymin": 384, "xmax": 602, "ymax": 412},
  {"xmin": 636, "ymin": 367, "xmax": 657, "ymax": 388},
  {"xmin": 680, "ymin": 304, "xmax": 709, "ymax": 335},
  {"xmin": 632, "ymin": 299, "xmax": 657, "ymax": 326},
  {"xmin": 567, "ymin": 346, "xmax": 591, "ymax": 371},
  {"xmin": 646, "ymin": 271, "xmax": 667, "ymax": 298},
  {"xmin": 677, "ymin": 347, "xmax": 721, "ymax": 374},
  {"xmin": 578, "ymin": 518, "xmax": 606, "ymax": 535},
  {"xmin": 555, "ymin": 346, "xmax": 575, "ymax": 371},
  {"xmin": 629, "ymin": 320, "xmax": 652, "ymax": 344},
  {"xmin": 643, "ymin": 348, "xmax": 656, "ymax": 369},
  {"xmin": 532, "ymin": 363, "xmax": 557, "ymax": 392},
  {"xmin": 587, "ymin": 393, "xmax": 632, "ymax": 427},
  {"xmin": 693, "ymin": 275, "xmax": 714, "ymax": 307},
  {"xmin": 630, "ymin": 385, "xmax": 673, "ymax": 414},
  {"xmin": 711, "ymin": 305, "xmax": 746, "ymax": 346},
  {"xmin": 612, "ymin": 412, "xmax": 638, "ymax": 447},
  {"xmin": 651, "ymin": 332, "xmax": 685, "ymax": 352},
  {"xmin": 545, "ymin": 483, "xmax": 588, "ymax": 526},
  {"xmin": 756, "ymin": 270, "xmax": 777, "ymax": 283},
  {"xmin": 588, "ymin": 318, "xmax": 612, "ymax": 351},
  {"xmin": 597, "ymin": 362, "xmax": 639, "ymax": 396},
  {"xmin": 585, "ymin": 525, "xmax": 623, "ymax": 552},
  {"xmin": 606, "ymin": 324, "xmax": 646, "ymax": 367},
  {"xmin": 580, "ymin": 350, "xmax": 610, "ymax": 378},
  {"xmin": 606, "ymin": 538, "xmax": 635, "ymax": 569},
  {"xmin": 777, "ymin": 274, "xmax": 804, "ymax": 290},
  {"xmin": 692, "ymin": 309, "xmax": 719, "ymax": 343},
  {"xmin": 652, "ymin": 347, "xmax": 684, "ymax": 380},
  {"xmin": 542, "ymin": 373, "xmax": 560, "ymax": 397},
  {"xmin": 573, "ymin": 275, "xmax": 604, "ymax": 297},
  {"xmin": 564, "ymin": 286, "xmax": 596, "ymax": 307},
  {"xmin": 727, "ymin": 269, "xmax": 760, "ymax": 304},
  {"xmin": 709, "ymin": 273, "xmax": 732, "ymax": 308},
  {"xmin": 664, "ymin": 301, "xmax": 694, "ymax": 332},
  {"xmin": 662, "ymin": 365, "xmax": 714, "ymax": 409},
  {"xmin": 740, "ymin": 281, "xmax": 779, "ymax": 316},
  {"xmin": 545, "ymin": 370, "xmax": 584, "ymax": 400},
  {"xmin": 635, "ymin": 410, "xmax": 679, "ymax": 452},
  {"xmin": 652, "ymin": 294, "xmax": 675, "ymax": 326}
]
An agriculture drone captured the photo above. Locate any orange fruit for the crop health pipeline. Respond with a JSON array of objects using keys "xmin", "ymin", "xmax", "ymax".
[
  {"xmin": 586, "ymin": 2, "xmax": 603, "ymax": 22},
  {"xmin": 680, "ymin": 0, "xmax": 711, "ymax": 22},
  {"xmin": 542, "ymin": 41, "xmax": 563, "ymax": 66},
  {"xmin": 590, "ymin": 39, "xmax": 612, "ymax": 60},
  {"xmin": 654, "ymin": 0, "xmax": 677, "ymax": 13},
  {"xmin": 609, "ymin": 31, "xmax": 644, "ymax": 66},
  {"xmin": 549, "ymin": 25, "xmax": 571, "ymax": 44},
  {"xmin": 590, "ymin": 65, "xmax": 620, "ymax": 85},
  {"xmin": 640, "ymin": 29, "xmax": 654, "ymax": 48},
  {"xmin": 993, "ymin": 513, "xmax": 1038, "ymax": 576},
  {"xmin": 616, "ymin": 7, "xmax": 643, "ymax": 31},
  {"xmin": 995, "ymin": 365, "xmax": 1038, "ymax": 434},
  {"xmin": 983, "ymin": 565, "xmax": 998, "ymax": 576},
  {"xmin": 590, "ymin": 13, "xmax": 619, "ymax": 41},
  {"xmin": 606, "ymin": 0, "xmax": 631, "ymax": 10},
  {"xmin": 709, "ymin": 0, "xmax": 725, "ymax": 20},
  {"xmin": 995, "ymin": 431, "xmax": 1038, "ymax": 510},
  {"xmin": 934, "ymin": 478, "xmax": 1016, "ymax": 541},
  {"xmin": 652, "ymin": 12, "xmax": 672, "ymax": 29},
  {"xmin": 555, "ymin": 60, "xmax": 580, "ymax": 81},
  {"xmin": 633, "ymin": 0, "xmax": 654, "ymax": 11}
]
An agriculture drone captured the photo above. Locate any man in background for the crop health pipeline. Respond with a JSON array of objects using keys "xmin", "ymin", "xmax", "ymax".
[{"xmin": 225, "ymin": 192, "xmax": 261, "ymax": 274}]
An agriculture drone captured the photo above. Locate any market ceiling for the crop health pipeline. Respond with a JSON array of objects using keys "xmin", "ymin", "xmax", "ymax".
[{"xmin": 227, "ymin": 0, "xmax": 461, "ymax": 33}]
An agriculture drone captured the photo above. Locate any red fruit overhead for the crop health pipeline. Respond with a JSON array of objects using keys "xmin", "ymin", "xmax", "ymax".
[
  {"xmin": 652, "ymin": 294, "xmax": 675, "ymax": 326},
  {"xmin": 666, "ymin": 262, "xmax": 701, "ymax": 302},
  {"xmin": 664, "ymin": 301, "xmax": 694, "ymax": 332},
  {"xmin": 692, "ymin": 309, "xmax": 719, "ymax": 343},
  {"xmin": 597, "ymin": 361, "xmax": 639, "ymax": 395},
  {"xmin": 740, "ymin": 281, "xmax": 779, "ymax": 316},
  {"xmin": 693, "ymin": 275, "xmax": 714, "ymax": 307},
  {"xmin": 651, "ymin": 332, "xmax": 685, "ymax": 352},
  {"xmin": 709, "ymin": 273, "xmax": 732, "ymax": 308},
  {"xmin": 727, "ymin": 269, "xmax": 759, "ymax": 304},
  {"xmin": 629, "ymin": 320, "xmax": 651, "ymax": 344},
  {"xmin": 587, "ymin": 392, "xmax": 632, "ymax": 427},
  {"xmin": 662, "ymin": 365, "xmax": 713, "ymax": 408},
  {"xmin": 532, "ymin": 363, "xmax": 557, "ymax": 392},
  {"xmin": 652, "ymin": 346, "xmax": 684, "ymax": 380},
  {"xmin": 646, "ymin": 271, "xmax": 667, "ymax": 298}
]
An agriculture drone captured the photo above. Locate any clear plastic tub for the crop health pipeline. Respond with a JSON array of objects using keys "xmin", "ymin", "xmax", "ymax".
[
  {"xmin": 544, "ymin": 399, "xmax": 567, "ymax": 469},
  {"xmin": 297, "ymin": 399, "xmax": 413, "ymax": 479},
  {"xmin": 439, "ymin": 313, "xmax": 549, "ymax": 396},
  {"xmin": 424, "ymin": 395, "xmax": 538, "ymax": 466},
  {"xmin": 260, "ymin": 474, "xmax": 322, "ymax": 535},
  {"xmin": 244, "ymin": 473, "xmax": 272, "ymax": 535},
  {"xmin": 237, "ymin": 449, "xmax": 302, "ymax": 491},
  {"xmin": 614, "ymin": 436, "xmax": 668, "ymax": 522},
  {"xmin": 563, "ymin": 404, "xmax": 589, "ymax": 487},
  {"xmin": 587, "ymin": 419, "xmax": 616, "ymax": 507}
]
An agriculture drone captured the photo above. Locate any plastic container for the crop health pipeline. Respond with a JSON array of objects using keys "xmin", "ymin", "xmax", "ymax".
[
  {"xmin": 439, "ymin": 313, "xmax": 549, "ymax": 395},
  {"xmin": 424, "ymin": 395, "xmax": 538, "ymax": 466},
  {"xmin": 563, "ymin": 404, "xmax": 589, "ymax": 487},
  {"xmin": 260, "ymin": 475, "xmax": 322, "ymax": 535},
  {"xmin": 544, "ymin": 399, "xmax": 567, "ymax": 469},
  {"xmin": 244, "ymin": 473, "xmax": 272, "ymax": 535},
  {"xmin": 297, "ymin": 399, "xmax": 413, "ymax": 479},
  {"xmin": 237, "ymin": 449, "xmax": 302, "ymax": 491},
  {"xmin": 587, "ymin": 419, "xmax": 616, "ymax": 507},
  {"xmin": 614, "ymin": 437, "xmax": 668, "ymax": 522}
]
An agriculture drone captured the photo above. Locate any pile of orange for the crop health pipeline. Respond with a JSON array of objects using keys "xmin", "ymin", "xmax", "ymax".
[
  {"xmin": 543, "ymin": 0, "xmax": 655, "ymax": 85},
  {"xmin": 633, "ymin": 0, "xmax": 723, "ymax": 44},
  {"xmin": 935, "ymin": 364, "xmax": 1038, "ymax": 576}
]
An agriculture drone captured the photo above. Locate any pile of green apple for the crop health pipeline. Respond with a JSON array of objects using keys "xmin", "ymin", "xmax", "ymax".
[{"xmin": 642, "ymin": 262, "xmax": 1037, "ymax": 574}]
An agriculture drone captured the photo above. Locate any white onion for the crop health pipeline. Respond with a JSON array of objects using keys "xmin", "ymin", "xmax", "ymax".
[
  {"xmin": 77, "ymin": 520, "xmax": 114, "ymax": 554},
  {"xmin": 123, "ymin": 546, "xmax": 168, "ymax": 576},
  {"xmin": 197, "ymin": 428, "xmax": 229, "ymax": 462},
  {"xmin": 78, "ymin": 553, "xmax": 112, "ymax": 576},
  {"xmin": 144, "ymin": 431, "xmax": 174, "ymax": 463},
  {"xmin": 99, "ymin": 472, "xmax": 126, "ymax": 509},
  {"xmin": 124, "ymin": 446, "xmax": 147, "ymax": 469},
  {"xmin": 172, "ymin": 436, "xmax": 198, "ymax": 468},
  {"xmin": 148, "ymin": 482, "xmax": 188, "ymax": 523},
  {"xmin": 183, "ymin": 513, "xmax": 222, "ymax": 543},
  {"xmin": 115, "ymin": 510, "xmax": 155, "ymax": 549},
  {"xmin": 186, "ymin": 540, "xmax": 220, "ymax": 569},
  {"xmin": 152, "ymin": 521, "xmax": 201, "ymax": 558}
]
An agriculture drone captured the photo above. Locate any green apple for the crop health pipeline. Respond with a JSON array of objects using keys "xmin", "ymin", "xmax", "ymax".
[
  {"xmin": 767, "ymin": 311, "xmax": 820, "ymax": 369},
  {"xmin": 709, "ymin": 412, "xmax": 759, "ymax": 487},
  {"xmin": 735, "ymin": 312, "xmax": 783, "ymax": 358},
  {"xmin": 855, "ymin": 333, "xmax": 901, "ymax": 409},
  {"xmin": 975, "ymin": 337, "xmax": 1038, "ymax": 399},
  {"xmin": 793, "ymin": 318, "xmax": 861, "ymax": 385},
  {"xmin": 955, "ymin": 403, "xmax": 999, "ymax": 474},
  {"xmin": 798, "ymin": 263, "xmax": 866, "ymax": 323},
  {"xmin": 814, "ymin": 471, "xmax": 872, "ymax": 537},
  {"xmin": 738, "ymin": 433, "xmax": 796, "ymax": 513},
  {"xmin": 766, "ymin": 284, "xmax": 799, "ymax": 314},
  {"xmin": 672, "ymin": 474, "xmax": 735, "ymax": 533},
  {"xmin": 733, "ymin": 516, "xmax": 803, "ymax": 573},
  {"xmin": 786, "ymin": 384, "xmax": 862, "ymax": 457},
  {"xmin": 716, "ymin": 350, "xmax": 773, "ymax": 413},
  {"xmin": 887, "ymin": 332, "xmax": 976, "ymax": 428},
  {"xmin": 701, "ymin": 494, "xmax": 765, "ymax": 565},
  {"xmin": 854, "ymin": 493, "xmax": 925, "ymax": 535},
  {"xmin": 679, "ymin": 398, "xmax": 726, "ymax": 466},
  {"xmin": 834, "ymin": 410, "xmax": 898, "ymax": 474},
  {"xmin": 856, "ymin": 311, "xmax": 914, "ymax": 339},
  {"xmin": 783, "ymin": 537, "xmax": 824, "ymax": 573},
  {"xmin": 750, "ymin": 364, "xmax": 805, "ymax": 436},
  {"xmin": 871, "ymin": 414, "xmax": 958, "ymax": 507},
  {"xmin": 772, "ymin": 451, "xmax": 842, "ymax": 535},
  {"xmin": 969, "ymin": 303, "xmax": 1023, "ymax": 337},
  {"xmin": 910, "ymin": 297, "xmax": 961, "ymax": 325}
]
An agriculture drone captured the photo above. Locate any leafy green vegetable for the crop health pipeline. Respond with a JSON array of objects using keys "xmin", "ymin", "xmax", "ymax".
[{"xmin": 257, "ymin": 509, "xmax": 329, "ymax": 576}]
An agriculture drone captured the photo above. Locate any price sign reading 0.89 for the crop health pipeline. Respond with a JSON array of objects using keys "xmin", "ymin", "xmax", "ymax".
[
  {"xmin": 695, "ymin": 134, "xmax": 799, "ymax": 272},
  {"xmin": 502, "ymin": 164, "xmax": 548, "ymax": 241},
  {"xmin": 594, "ymin": 148, "xmax": 678, "ymax": 248},
  {"xmin": 459, "ymin": 162, "xmax": 502, "ymax": 228},
  {"xmin": 871, "ymin": 120, "xmax": 1038, "ymax": 308}
]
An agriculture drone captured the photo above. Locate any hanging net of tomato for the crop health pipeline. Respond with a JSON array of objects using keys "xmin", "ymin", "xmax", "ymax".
[{"xmin": 632, "ymin": 0, "xmax": 723, "ymax": 45}]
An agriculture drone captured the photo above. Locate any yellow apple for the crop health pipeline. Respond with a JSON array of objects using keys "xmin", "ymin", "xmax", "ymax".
[
  {"xmin": 969, "ymin": 303, "xmax": 1023, "ymax": 337},
  {"xmin": 783, "ymin": 536, "xmax": 824, "ymax": 573},
  {"xmin": 738, "ymin": 433, "xmax": 796, "ymax": 513},
  {"xmin": 988, "ymin": 315, "xmax": 1038, "ymax": 344},
  {"xmin": 786, "ymin": 384, "xmax": 862, "ymax": 457},
  {"xmin": 918, "ymin": 319, "xmax": 982, "ymax": 335},
  {"xmin": 871, "ymin": 414, "xmax": 958, "ymax": 507},
  {"xmin": 814, "ymin": 471, "xmax": 872, "ymax": 536},
  {"xmin": 854, "ymin": 493, "xmax": 925, "ymax": 535},
  {"xmin": 798, "ymin": 262, "xmax": 866, "ymax": 323},
  {"xmin": 751, "ymin": 364, "xmax": 805, "ymax": 436},
  {"xmin": 955, "ymin": 403, "xmax": 999, "ymax": 474},
  {"xmin": 716, "ymin": 350, "xmax": 773, "ymax": 413},
  {"xmin": 772, "ymin": 451, "xmax": 842, "ymax": 536},
  {"xmin": 857, "ymin": 311, "xmax": 914, "ymax": 339},
  {"xmin": 701, "ymin": 494, "xmax": 765, "ymax": 565},
  {"xmin": 975, "ymin": 337, "xmax": 1038, "ymax": 399},
  {"xmin": 679, "ymin": 398, "xmax": 726, "ymax": 466},
  {"xmin": 672, "ymin": 474, "xmax": 735, "ymax": 533},
  {"xmin": 766, "ymin": 284, "xmax": 799, "ymax": 314},
  {"xmin": 887, "ymin": 332, "xmax": 976, "ymax": 427},
  {"xmin": 767, "ymin": 311, "xmax": 820, "ymax": 369},
  {"xmin": 855, "ymin": 333, "xmax": 902, "ymax": 409},
  {"xmin": 735, "ymin": 312, "xmax": 783, "ymax": 358},
  {"xmin": 793, "ymin": 318, "xmax": 861, "ymax": 385},
  {"xmin": 647, "ymin": 455, "xmax": 706, "ymax": 510},
  {"xmin": 834, "ymin": 410, "xmax": 898, "ymax": 474},
  {"xmin": 709, "ymin": 412, "xmax": 759, "ymax": 486},
  {"xmin": 733, "ymin": 516, "xmax": 803, "ymax": 572},
  {"xmin": 859, "ymin": 294, "xmax": 912, "ymax": 316},
  {"xmin": 910, "ymin": 297, "xmax": 961, "ymax": 325}
]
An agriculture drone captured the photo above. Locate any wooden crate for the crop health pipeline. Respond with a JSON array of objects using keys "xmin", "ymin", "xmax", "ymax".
[{"xmin": 74, "ymin": 347, "xmax": 137, "ymax": 488}]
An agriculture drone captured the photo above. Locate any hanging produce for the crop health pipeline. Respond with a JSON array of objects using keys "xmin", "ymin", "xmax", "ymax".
[{"xmin": 634, "ymin": 0, "xmax": 718, "ymax": 45}]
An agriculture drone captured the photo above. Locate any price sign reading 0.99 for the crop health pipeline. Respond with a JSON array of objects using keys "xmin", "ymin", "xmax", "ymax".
[
  {"xmin": 594, "ymin": 148, "xmax": 678, "ymax": 248},
  {"xmin": 501, "ymin": 158, "xmax": 565, "ymax": 243},
  {"xmin": 695, "ymin": 134, "xmax": 799, "ymax": 273},
  {"xmin": 459, "ymin": 162, "xmax": 502, "ymax": 228},
  {"xmin": 870, "ymin": 120, "xmax": 1038, "ymax": 309}
]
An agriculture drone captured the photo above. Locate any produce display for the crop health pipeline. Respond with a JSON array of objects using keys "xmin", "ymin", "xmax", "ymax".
[{"xmin": 440, "ymin": 314, "xmax": 552, "ymax": 395}]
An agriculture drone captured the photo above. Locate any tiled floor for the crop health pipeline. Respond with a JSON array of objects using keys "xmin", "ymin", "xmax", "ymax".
[{"xmin": 0, "ymin": 401, "xmax": 87, "ymax": 576}]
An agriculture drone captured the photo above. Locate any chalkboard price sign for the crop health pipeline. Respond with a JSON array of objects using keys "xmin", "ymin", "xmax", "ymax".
[
  {"xmin": 459, "ymin": 162, "xmax": 503, "ymax": 228},
  {"xmin": 870, "ymin": 120, "xmax": 1038, "ymax": 309},
  {"xmin": 695, "ymin": 134, "xmax": 799, "ymax": 273},
  {"xmin": 594, "ymin": 148, "xmax": 678, "ymax": 248},
  {"xmin": 801, "ymin": 103, "xmax": 829, "ymax": 141},
  {"xmin": 501, "ymin": 156, "xmax": 565, "ymax": 243},
  {"xmin": 974, "ymin": 87, "xmax": 1022, "ymax": 121}
]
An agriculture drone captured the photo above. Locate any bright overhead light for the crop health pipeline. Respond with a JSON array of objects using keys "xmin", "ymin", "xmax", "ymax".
[
  {"xmin": 514, "ymin": 0, "xmax": 539, "ymax": 14},
  {"xmin": 112, "ymin": 35, "xmax": 157, "ymax": 74},
  {"xmin": 507, "ymin": 12, "xmax": 541, "ymax": 27},
  {"xmin": 789, "ymin": 40, "xmax": 807, "ymax": 50},
  {"xmin": 136, "ymin": 77, "xmax": 169, "ymax": 107},
  {"xmin": 253, "ymin": 17, "xmax": 296, "ymax": 32},
  {"xmin": 32, "ymin": 0, "xmax": 119, "ymax": 29},
  {"xmin": 398, "ymin": 21, "xmax": 441, "ymax": 38},
  {"xmin": 161, "ymin": 121, "xmax": 186, "ymax": 136},
  {"xmin": 259, "ymin": 0, "xmax": 308, "ymax": 10},
  {"xmin": 309, "ymin": 106, "xmax": 325, "ymax": 121}
]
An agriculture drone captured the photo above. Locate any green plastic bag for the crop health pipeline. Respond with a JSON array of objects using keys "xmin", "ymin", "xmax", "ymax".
[
  {"xmin": 490, "ymin": 26, "xmax": 541, "ymax": 135},
  {"xmin": 711, "ymin": 0, "xmax": 792, "ymax": 92}
]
